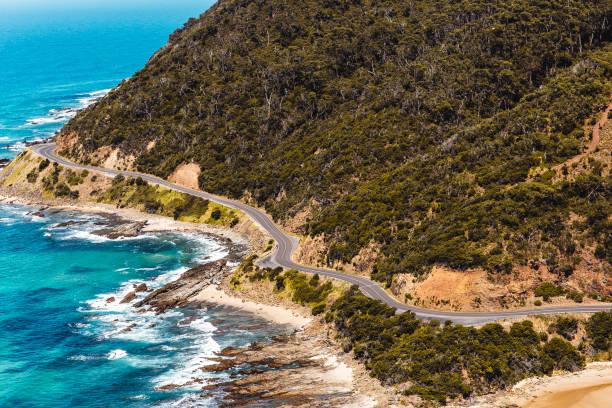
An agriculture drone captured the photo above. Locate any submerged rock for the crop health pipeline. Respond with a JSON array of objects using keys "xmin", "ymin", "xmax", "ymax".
[{"xmin": 52, "ymin": 220, "xmax": 87, "ymax": 229}]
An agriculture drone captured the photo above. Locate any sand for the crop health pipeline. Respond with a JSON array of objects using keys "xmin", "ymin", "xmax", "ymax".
[
  {"xmin": 454, "ymin": 362, "xmax": 612, "ymax": 408},
  {"xmin": 195, "ymin": 285, "xmax": 311, "ymax": 328},
  {"xmin": 520, "ymin": 363, "xmax": 612, "ymax": 408}
]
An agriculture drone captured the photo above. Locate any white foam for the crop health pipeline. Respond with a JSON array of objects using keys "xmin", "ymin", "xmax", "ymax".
[
  {"xmin": 69, "ymin": 354, "xmax": 99, "ymax": 361},
  {"xmin": 188, "ymin": 318, "xmax": 216, "ymax": 333},
  {"xmin": 59, "ymin": 229, "xmax": 111, "ymax": 243},
  {"xmin": 107, "ymin": 349, "xmax": 127, "ymax": 360},
  {"xmin": 152, "ymin": 335, "xmax": 221, "ymax": 390},
  {"xmin": 23, "ymin": 88, "xmax": 111, "ymax": 128},
  {"xmin": 57, "ymin": 229, "xmax": 151, "ymax": 244}
]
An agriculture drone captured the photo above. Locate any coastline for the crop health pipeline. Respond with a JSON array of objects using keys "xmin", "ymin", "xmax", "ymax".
[
  {"xmin": 0, "ymin": 191, "xmax": 397, "ymax": 406},
  {"xmin": 450, "ymin": 362, "xmax": 612, "ymax": 408},
  {"xmin": 3, "ymin": 159, "xmax": 610, "ymax": 407},
  {"xmin": 0, "ymin": 192, "xmax": 306, "ymax": 328}
]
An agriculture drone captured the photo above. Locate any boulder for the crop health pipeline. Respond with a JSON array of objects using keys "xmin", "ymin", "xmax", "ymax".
[
  {"xmin": 120, "ymin": 291, "xmax": 136, "ymax": 304},
  {"xmin": 134, "ymin": 283, "xmax": 148, "ymax": 292}
]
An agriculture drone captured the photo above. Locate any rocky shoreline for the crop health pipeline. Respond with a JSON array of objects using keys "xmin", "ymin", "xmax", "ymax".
[
  {"xmin": 0, "ymin": 196, "xmax": 393, "ymax": 406},
  {"xmin": 128, "ymin": 259, "xmax": 390, "ymax": 407}
]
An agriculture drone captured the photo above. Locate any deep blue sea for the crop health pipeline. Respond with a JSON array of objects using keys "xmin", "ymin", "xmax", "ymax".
[{"xmin": 0, "ymin": 2, "xmax": 292, "ymax": 407}]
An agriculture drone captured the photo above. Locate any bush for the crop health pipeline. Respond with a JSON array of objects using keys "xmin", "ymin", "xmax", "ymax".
[
  {"xmin": 26, "ymin": 169, "xmax": 38, "ymax": 183},
  {"xmin": 311, "ymin": 303, "xmax": 326, "ymax": 315},
  {"xmin": 534, "ymin": 300, "xmax": 542, "ymax": 306},
  {"xmin": 38, "ymin": 159, "xmax": 50, "ymax": 171},
  {"xmin": 543, "ymin": 338, "xmax": 584, "ymax": 371},
  {"xmin": 54, "ymin": 182, "xmax": 78, "ymax": 199},
  {"xmin": 586, "ymin": 311, "xmax": 612, "ymax": 350},
  {"xmin": 566, "ymin": 291, "xmax": 584, "ymax": 303},
  {"xmin": 549, "ymin": 317, "xmax": 578, "ymax": 340},
  {"xmin": 534, "ymin": 282, "xmax": 565, "ymax": 301},
  {"xmin": 327, "ymin": 287, "xmax": 583, "ymax": 402},
  {"xmin": 210, "ymin": 209, "xmax": 221, "ymax": 220},
  {"xmin": 111, "ymin": 174, "xmax": 125, "ymax": 185}
]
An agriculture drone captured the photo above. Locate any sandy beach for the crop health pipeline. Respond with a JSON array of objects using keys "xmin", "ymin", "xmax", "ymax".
[
  {"xmin": 520, "ymin": 363, "xmax": 612, "ymax": 408},
  {"xmin": 196, "ymin": 285, "xmax": 311, "ymax": 327}
]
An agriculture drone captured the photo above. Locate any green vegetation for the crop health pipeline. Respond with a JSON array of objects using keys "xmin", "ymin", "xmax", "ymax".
[
  {"xmin": 61, "ymin": 0, "xmax": 611, "ymax": 285},
  {"xmin": 65, "ymin": 169, "xmax": 87, "ymax": 186},
  {"xmin": 26, "ymin": 169, "xmax": 38, "ymax": 183},
  {"xmin": 326, "ymin": 287, "xmax": 585, "ymax": 402},
  {"xmin": 534, "ymin": 282, "xmax": 565, "ymax": 302},
  {"xmin": 549, "ymin": 317, "xmax": 579, "ymax": 340},
  {"xmin": 242, "ymin": 265, "xmax": 335, "ymax": 315},
  {"xmin": 98, "ymin": 174, "xmax": 239, "ymax": 225},
  {"xmin": 38, "ymin": 159, "xmax": 50, "ymax": 172},
  {"xmin": 586, "ymin": 311, "xmax": 612, "ymax": 350},
  {"xmin": 235, "ymin": 263, "xmax": 610, "ymax": 403}
]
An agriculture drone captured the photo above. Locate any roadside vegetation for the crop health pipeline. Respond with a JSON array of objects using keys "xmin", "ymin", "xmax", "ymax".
[
  {"xmin": 235, "ymin": 262, "xmax": 612, "ymax": 404},
  {"xmin": 97, "ymin": 174, "xmax": 241, "ymax": 226},
  {"xmin": 61, "ymin": 0, "xmax": 611, "ymax": 288}
]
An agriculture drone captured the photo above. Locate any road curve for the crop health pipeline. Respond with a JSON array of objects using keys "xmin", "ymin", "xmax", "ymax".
[{"xmin": 32, "ymin": 142, "xmax": 612, "ymax": 325}]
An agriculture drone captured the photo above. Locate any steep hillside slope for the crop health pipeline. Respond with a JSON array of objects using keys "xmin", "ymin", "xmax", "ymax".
[{"xmin": 58, "ymin": 0, "xmax": 611, "ymax": 300}]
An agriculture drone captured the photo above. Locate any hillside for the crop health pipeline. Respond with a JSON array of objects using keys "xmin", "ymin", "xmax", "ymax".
[{"xmin": 58, "ymin": 0, "xmax": 611, "ymax": 304}]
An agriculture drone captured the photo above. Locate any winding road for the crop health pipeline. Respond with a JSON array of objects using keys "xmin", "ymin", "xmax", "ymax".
[{"xmin": 32, "ymin": 142, "xmax": 611, "ymax": 325}]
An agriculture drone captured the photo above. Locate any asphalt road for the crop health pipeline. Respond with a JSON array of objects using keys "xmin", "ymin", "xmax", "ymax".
[{"xmin": 32, "ymin": 142, "xmax": 612, "ymax": 325}]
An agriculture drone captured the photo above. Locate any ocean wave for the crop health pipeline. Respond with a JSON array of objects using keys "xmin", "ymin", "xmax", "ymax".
[
  {"xmin": 23, "ymin": 88, "xmax": 110, "ymax": 128},
  {"xmin": 56, "ymin": 228, "xmax": 152, "ymax": 244},
  {"xmin": 152, "ymin": 335, "xmax": 220, "ymax": 390},
  {"xmin": 69, "ymin": 354, "xmax": 100, "ymax": 361},
  {"xmin": 107, "ymin": 349, "xmax": 127, "ymax": 360}
]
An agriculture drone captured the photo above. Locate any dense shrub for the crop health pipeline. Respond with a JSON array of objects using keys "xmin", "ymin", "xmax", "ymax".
[
  {"xmin": 586, "ymin": 311, "xmax": 612, "ymax": 350},
  {"xmin": 542, "ymin": 338, "xmax": 585, "ymax": 371},
  {"xmin": 549, "ymin": 317, "xmax": 579, "ymax": 340},
  {"xmin": 26, "ymin": 169, "xmax": 38, "ymax": 183},
  {"xmin": 327, "ymin": 287, "xmax": 585, "ymax": 402},
  {"xmin": 38, "ymin": 159, "xmax": 50, "ymax": 171},
  {"xmin": 60, "ymin": 0, "xmax": 612, "ymax": 282},
  {"xmin": 534, "ymin": 282, "xmax": 565, "ymax": 301}
]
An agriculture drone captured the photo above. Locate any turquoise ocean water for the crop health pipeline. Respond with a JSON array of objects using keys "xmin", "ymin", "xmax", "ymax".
[
  {"xmin": 0, "ymin": 205, "xmax": 290, "ymax": 407},
  {"xmin": 0, "ymin": 2, "xmax": 291, "ymax": 406}
]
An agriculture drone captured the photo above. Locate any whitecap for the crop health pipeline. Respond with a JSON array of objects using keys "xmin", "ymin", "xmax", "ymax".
[
  {"xmin": 152, "ymin": 337, "xmax": 220, "ymax": 390},
  {"xmin": 188, "ymin": 318, "xmax": 216, "ymax": 333},
  {"xmin": 69, "ymin": 354, "xmax": 99, "ymax": 361},
  {"xmin": 23, "ymin": 88, "xmax": 111, "ymax": 128},
  {"xmin": 107, "ymin": 349, "xmax": 127, "ymax": 360}
]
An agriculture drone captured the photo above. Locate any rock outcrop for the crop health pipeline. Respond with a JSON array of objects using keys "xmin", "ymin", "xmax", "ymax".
[
  {"xmin": 92, "ymin": 220, "xmax": 147, "ymax": 239},
  {"xmin": 134, "ymin": 260, "xmax": 228, "ymax": 314}
]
